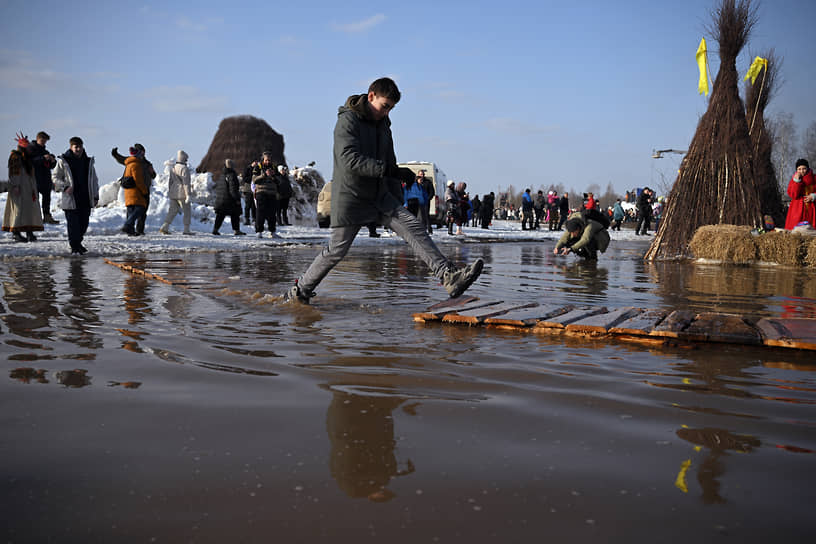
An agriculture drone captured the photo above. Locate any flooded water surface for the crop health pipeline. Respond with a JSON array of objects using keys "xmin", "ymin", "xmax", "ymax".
[{"xmin": 2, "ymin": 238, "xmax": 815, "ymax": 542}]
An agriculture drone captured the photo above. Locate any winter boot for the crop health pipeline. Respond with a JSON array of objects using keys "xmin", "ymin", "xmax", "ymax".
[
  {"xmin": 43, "ymin": 213, "xmax": 59, "ymax": 224},
  {"xmin": 26, "ymin": 231, "xmax": 37, "ymax": 242},
  {"xmin": 234, "ymin": 230, "xmax": 246, "ymax": 236},
  {"xmin": 284, "ymin": 281, "xmax": 314, "ymax": 304},
  {"xmin": 12, "ymin": 232, "xmax": 27, "ymax": 243},
  {"xmin": 159, "ymin": 224, "xmax": 171, "ymax": 234},
  {"xmin": 212, "ymin": 230, "xmax": 220, "ymax": 235},
  {"xmin": 442, "ymin": 258, "xmax": 484, "ymax": 298}
]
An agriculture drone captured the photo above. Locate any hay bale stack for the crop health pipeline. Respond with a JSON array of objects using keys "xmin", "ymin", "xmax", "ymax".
[
  {"xmin": 646, "ymin": 0, "xmax": 761, "ymax": 260},
  {"xmin": 755, "ymin": 230, "xmax": 806, "ymax": 266},
  {"xmin": 196, "ymin": 115, "xmax": 286, "ymax": 179},
  {"xmin": 806, "ymin": 238, "xmax": 816, "ymax": 267},
  {"xmin": 745, "ymin": 50, "xmax": 784, "ymax": 227},
  {"xmin": 688, "ymin": 224, "xmax": 757, "ymax": 263}
]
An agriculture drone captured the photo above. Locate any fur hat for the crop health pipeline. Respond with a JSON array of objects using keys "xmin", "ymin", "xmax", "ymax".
[
  {"xmin": 177, "ymin": 150, "xmax": 188, "ymax": 163},
  {"xmin": 796, "ymin": 158, "xmax": 810, "ymax": 169},
  {"xmin": 447, "ymin": 180, "xmax": 454, "ymax": 187}
]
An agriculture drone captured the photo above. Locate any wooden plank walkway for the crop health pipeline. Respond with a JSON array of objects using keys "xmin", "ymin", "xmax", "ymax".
[{"xmin": 414, "ymin": 298, "xmax": 816, "ymax": 352}]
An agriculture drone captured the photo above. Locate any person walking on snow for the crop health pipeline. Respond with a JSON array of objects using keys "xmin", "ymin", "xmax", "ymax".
[{"xmin": 159, "ymin": 150, "xmax": 193, "ymax": 235}]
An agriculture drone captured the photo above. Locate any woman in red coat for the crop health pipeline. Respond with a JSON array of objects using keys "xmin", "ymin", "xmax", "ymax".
[{"xmin": 785, "ymin": 159, "xmax": 816, "ymax": 230}]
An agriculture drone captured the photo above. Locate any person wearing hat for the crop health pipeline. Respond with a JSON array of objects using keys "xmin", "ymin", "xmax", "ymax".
[
  {"xmin": 276, "ymin": 164, "xmax": 293, "ymax": 226},
  {"xmin": 159, "ymin": 150, "xmax": 193, "ymax": 235},
  {"xmin": 251, "ymin": 151, "xmax": 280, "ymax": 237},
  {"xmin": 112, "ymin": 143, "xmax": 156, "ymax": 234},
  {"xmin": 635, "ymin": 187, "xmax": 653, "ymax": 235},
  {"xmin": 52, "ymin": 136, "xmax": 99, "ymax": 253},
  {"xmin": 554, "ymin": 209, "xmax": 610, "ymax": 261},
  {"xmin": 521, "ymin": 188, "xmax": 534, "ymax": 230},
  {"xmin": 3, "ymin": 133, "xmax": 45, "ymax": 242},
  {"xmin": 784, "ymin": 159, "xmax": 816, "ymax": 230},
  {"xmin": 27, "ymin": 131, "xmax": 59, "ymax": 224},
  {"xmin": 444, "ymin": 179, "xmax": 460, "ymax": 235}
]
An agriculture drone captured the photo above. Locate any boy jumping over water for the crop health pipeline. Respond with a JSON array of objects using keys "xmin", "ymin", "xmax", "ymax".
[{"xmin": 285, "ymin": 77, "xmax": 483, "ymax": 304}]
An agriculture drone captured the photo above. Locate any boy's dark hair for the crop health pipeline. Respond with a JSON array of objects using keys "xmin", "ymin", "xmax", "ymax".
[
  {"xmin": 69, "ymin": 136, "xmax": 83, "ymax": 146},
  {"xmin": 368, "ymin": 77, "xmax": 401, "ymax": 103},
  {"xmin": 36, "ymin": 131, "xmax": 50, "ymax": 141}
]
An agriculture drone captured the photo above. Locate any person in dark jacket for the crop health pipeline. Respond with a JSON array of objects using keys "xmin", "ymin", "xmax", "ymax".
[
  {"xmin": 419, "ymin": 170, "xmax": 435, "ymax": 234},
  {"xmin": 252, "ymin": 152, "xmax": 279, "ymax": 237},
  {"xmin": 554, "ymin": 211, "xmax": 610, "ymax": 261},
  {"xmin": 521, "ymin": 188, "xmax": 534, "ymax": 230},
  {"xmin": 284, "ymin": 77, "xmax": 483, "ymax": 304},
  {"xmin": 27, "ymin": 131, "xmax": 58, "ymax": 223},
  {"xmin": 52, "ymin": 136, "xmax": 99, "ymax": 253},
  {"xmin": 242, "ymin": 162, "xmax": 256, "ymax": 225},
  {"xmin": 636, "ymin": 187, "xmax": 653, "ymax": 235},
  {"xmin": 213, "ymin": 159, "xmax": 246, "ymax": 235},
  {"xmin": 481, "ymin": 192, "xmax": 494, "ymax": 229},
  {"xmin": 557, "ymin": 193, "xmax": 570, "ymax": 230},
  {"xmin": 276, "ymin": 164, "xmax": 293, "ymax": 226},
  {"xmin": 470, "ymin": 194, "xmax": 481, "ymax": 227}
]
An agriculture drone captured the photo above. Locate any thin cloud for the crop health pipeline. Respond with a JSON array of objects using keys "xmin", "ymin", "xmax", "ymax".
[
  {"xmin": 143, "ymin": 85, "xmax": 228, "ymax": 113},
  {"xmin": 332, "ymin": 14, "xmax": 386, "ymax": 33},
  {"xmin": 484, "ymin": 117, "xmax": 559, "ymax": 136}
]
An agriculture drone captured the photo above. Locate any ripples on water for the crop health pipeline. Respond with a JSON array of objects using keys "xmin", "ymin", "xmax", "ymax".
[{"xmin": 1, "ymin": 240, "xmax": 815, "ymax": 542}]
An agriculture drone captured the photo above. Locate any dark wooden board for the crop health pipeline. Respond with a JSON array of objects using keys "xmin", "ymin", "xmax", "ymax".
[
  {"xmin": 443, "ymin": 302, "xmax": 539, "ymax": 325},
  {"xmin": 609, "ymin": 309, "xmax": 669, "ymax": 335},
  {"xmin": 650, "ymin": 310, "xmax": 696, "ymax": 338},
  {"xmin": 485, "ymin": 304, "xmax": 575, "ymax": 327},
  {"xmin": 534, "ymin": 307, "xmax": 608, "ymax": 330},
  {"xmin": 756, "ymin": 317, "xmax": 816, "ymax": 350},
  {"xmin": 413, "ymin": 299, "xmax": 500, "ymax": 322},
  {"xmin": 682, "ymin": 312, "xmax": 762, "ymax": 345},
  {"xmin": 566, "ymin": 307, "xmax": 642, "ymax": 335}
]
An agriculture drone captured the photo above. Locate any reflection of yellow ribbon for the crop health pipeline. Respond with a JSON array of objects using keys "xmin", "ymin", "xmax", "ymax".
[{"xmin": 675, "ymin": 459, "xmax": 691, "ymax": 493}]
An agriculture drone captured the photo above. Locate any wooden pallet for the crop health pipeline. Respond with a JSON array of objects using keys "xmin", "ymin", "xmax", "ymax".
[{"xmin": 414, "ymin": 299, "xmax": 816, "ymax": 351}]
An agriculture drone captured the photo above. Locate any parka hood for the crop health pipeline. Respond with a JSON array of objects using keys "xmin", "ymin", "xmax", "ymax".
[{"xmin": 339, "ymin": 93, "xmax": 390, "ymax": 126}]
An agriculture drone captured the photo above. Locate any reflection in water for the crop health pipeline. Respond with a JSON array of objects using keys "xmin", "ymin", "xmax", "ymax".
[
  {"xmin": 54, "ymin": 369, "xmax": 92, "ymax": 388},
  {"xmin": 10, "ymin": 367, "xmax": 48, "ymax": 384},
  {"xmin": 63, "ymin": 259, "xmax": 103, "ymax": 349},
  {"xmin": 559, "ymin": 260, "xmax": 609, "ymax": 297},
  {"xmin": 325, "ymin": 389, "xmax": 415, "ymax": 502},
  {"xmin": 645, "ymin": 260, "xmax": 816, "ymax": 317},
  {"xmin": 676, "ymin": 427, "xmax": 761, "ymax": 504},
  {"xmin": 1, "ymin": 261, "xmax": 59, "ymax": 339}
]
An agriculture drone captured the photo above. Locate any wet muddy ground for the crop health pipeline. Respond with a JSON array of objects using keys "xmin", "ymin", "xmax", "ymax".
[{"xmin": 2, "ymin": 238, "xmax": 815, "ymax": 542}]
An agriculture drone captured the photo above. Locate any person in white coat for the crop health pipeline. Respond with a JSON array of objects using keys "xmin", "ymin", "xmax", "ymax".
[
  {"xmin": 52, "ymin": 136, "xmax": 99, "ymax": 254},
  {"xmin": 159, "ymin": 150, "xmax": 193, "ymax": 234}
]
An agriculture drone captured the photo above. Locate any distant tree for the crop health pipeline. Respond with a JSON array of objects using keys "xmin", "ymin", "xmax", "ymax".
[
  {"xmin": 802, "ymin": 120, "xmax": 816, "ymax": 163},
  {"xmin": 768, "ymin": 112, "xmax": 798, "ymax": 188},
  {"xmin": 599, "ymin": 182, "xmax": 618, "ymax": 209}
]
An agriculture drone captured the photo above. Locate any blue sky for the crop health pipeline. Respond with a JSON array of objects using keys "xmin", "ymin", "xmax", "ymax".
[{"xmin": 2, "ymin": 0, "xmax": 814, "ymax": 198}]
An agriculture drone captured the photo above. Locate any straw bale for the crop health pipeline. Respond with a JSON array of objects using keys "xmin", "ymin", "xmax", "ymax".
[
  {"xmin": 688, "ymin": 224, "xmax": 756, "ymax": 263},
  {"xmin": 196, "ymin": 115, "xmax": 286, "ymax": 180},
  {"xmin": 806, "ymin": 237, "xmax": 816, "ymax": 267},
  {"xmin": 755, "ymin": 230, "xmax": 806, "ymax": 266}
]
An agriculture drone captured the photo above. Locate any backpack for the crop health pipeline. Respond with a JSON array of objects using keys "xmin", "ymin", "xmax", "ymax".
[{"xmin": 583, "ymin": 207, "xmax": 610, "ymax": 229}]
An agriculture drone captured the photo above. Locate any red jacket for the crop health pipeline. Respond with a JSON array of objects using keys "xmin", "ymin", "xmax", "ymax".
[{"xmin": 785, "ymin": 169, "xmax": 816, "ymax": 230}]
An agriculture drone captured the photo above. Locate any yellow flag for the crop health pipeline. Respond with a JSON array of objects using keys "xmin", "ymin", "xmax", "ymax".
[
  {"xmin": 696, "ymin": 38, "xmax": 709, "ymax": 96},
  {"xmin": 744, "ymin": 56, "xmax": 768, "ymax": 84}
]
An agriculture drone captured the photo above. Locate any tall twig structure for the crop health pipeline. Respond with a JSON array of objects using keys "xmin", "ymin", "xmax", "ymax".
[
  {"xmin": 646, "ymin": 0, "xmax": 762, "ymax": 260},
  {"xmin": 745, "ymin": 50, "xmax": 783, "ymax": 226}
]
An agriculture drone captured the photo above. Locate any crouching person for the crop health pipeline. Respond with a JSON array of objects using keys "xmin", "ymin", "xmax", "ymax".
[{"xmin": 554, "ymin": 211, "xmax": 610, "ymax": 261}]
